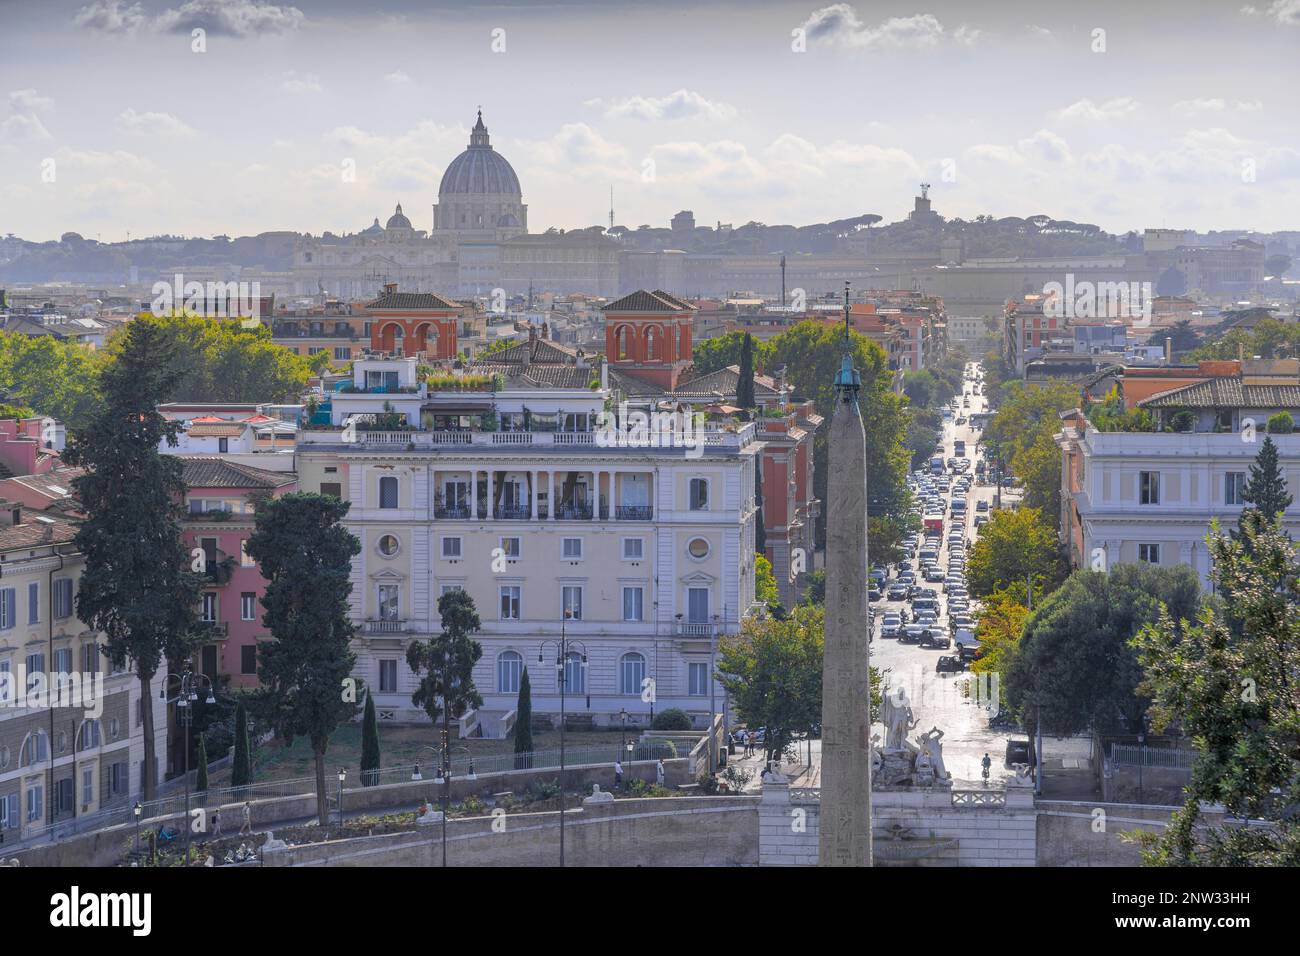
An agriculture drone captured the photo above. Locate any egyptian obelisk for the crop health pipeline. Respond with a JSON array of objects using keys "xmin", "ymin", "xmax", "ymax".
[{"xmin": 818, "ymin": 281, "xmax": 872, "ymax": 866}]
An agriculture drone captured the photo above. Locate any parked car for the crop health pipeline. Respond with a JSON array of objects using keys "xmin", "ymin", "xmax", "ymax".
[
  {"xmin": 936, "ymin": 655, "xmax": 965, "ymax": 673},
  {"xmin": 976, "ymin": 500, "xmax": 990, "ymax": 512},
  {"xmin": 868, "ymin": 588, "xmax": 882, "ymax": 602},
  {"xmin": 920, "ymin": 631, "xmax": 951, "ymax": 649},
  {"xmin": 881, "ymin": 614, "xmax": 902, "ymax": 638}
]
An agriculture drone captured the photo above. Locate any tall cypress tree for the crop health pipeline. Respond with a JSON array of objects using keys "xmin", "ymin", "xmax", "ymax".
[
  {"xmin": 65, "ymin": 315, "xmax": 202, "ymax": 802},
  {"xmin": 737, "ymin": 333, "xmax": 756, "ymax": 409},
  {"xmin": 246, "ymin": 492, "xmax": 361, "ymax": 826},
  {"xmin": 360, "ymin": 691, "xmax": 381, "ymax": 786},
  {"xmin": 1242, "ymin": 435, "xmax": 1292, "ymax": 528},
  {"xmin": 514, "ymin": 667, "xmax": 534, "ymax": 769},
  {"xmin": 231, "ymin": 700, "xmax": 252, "ymax": 787},
  {"xmin": 407, "ymin": 591, "xmax": 484, "ymax": 787}
]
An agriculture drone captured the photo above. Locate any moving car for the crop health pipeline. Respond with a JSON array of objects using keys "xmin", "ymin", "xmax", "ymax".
[
  {"xmin": 936, "ymin": 655, "xmax": 965, "ymax": 674},
  {"xmin": 920, "ymin": 631, "xmax": 951, "ymax": 649},
  {"xmin": 887, "ymin": 582, "xmax": 909, "ymax": 601},
  {"xmin": 881, "ymin": 613, "xmax": 902, "ymax": 638},
  {"xmin": 900, "ymin": 625, "xmax": 926, "ymax": 644}
]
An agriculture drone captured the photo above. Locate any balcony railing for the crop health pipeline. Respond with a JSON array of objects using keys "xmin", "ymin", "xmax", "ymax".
[
  {"xmin": 200, "ymin": 621, "xmax": 228, "ymax": 638},
  {"xmin": 299, "ymin": 421, "xmax": 759, "ymax": 451},
  {"xmin": 676, "ymin": 622, "xmax": 714, "ymax": 638},
  {"xmin": 434, "ymin": 505, "xmax": 472, "ymax": 519},
  {"xmin": 555, "ymin": 503, "xmax": 592, "ymax": 520},
  {"xmin": 363, "ymin": 619, "xmax": 408, "ymax": 635},
  {"xmin": 615, "ymin": 505, "xmax": 653, "ymax": 520},
  {"xmin": 495, "ymin": 505, "xmax": 531, "ymax": 519}
]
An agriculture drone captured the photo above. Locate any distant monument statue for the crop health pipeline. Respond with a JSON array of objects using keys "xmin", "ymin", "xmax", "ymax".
[
  {"xmin": 818, "ymin": 281, "xmax": 873, "ymax": 868},
  {"xmin": 882, "ymin": 687, "xmax": 919, "ymax": 751}
]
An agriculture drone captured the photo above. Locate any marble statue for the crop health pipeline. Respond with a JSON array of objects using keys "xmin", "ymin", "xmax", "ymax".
[{"xmin": 916, "ymin": 726, "xmax": 950, "ymax": 781}]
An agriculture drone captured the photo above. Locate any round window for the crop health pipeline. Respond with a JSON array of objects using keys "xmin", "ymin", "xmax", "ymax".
[
  {"xmin": 377, "ymin": 534, "xmax": 400, "ymax": 557},
  {"xmin": 687, "ymin": 537, "xmax": 710, "ymax": 560}
]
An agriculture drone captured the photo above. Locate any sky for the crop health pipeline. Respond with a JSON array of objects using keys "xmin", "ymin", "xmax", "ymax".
[{"xmin": 1, "ymin": 0, "xmax": 1299, "ymax": 242}]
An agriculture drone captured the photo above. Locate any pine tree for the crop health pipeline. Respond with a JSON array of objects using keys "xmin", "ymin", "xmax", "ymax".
[
  {"xmin": 737, "ymin": 333, "xmax": 756, "ymax": 409},
  {"xmin": 514, "ymin": 667, "xmax": 534, "ymax": 769},
  {"xmin": 360, "ymin": 691, "xmax": 381, "ymax": 786},
  {"xmin": 64, "ymin": 315, "xmax": 202, "ymax": 802},
  {"xmin": 246, "ymin": 492, "xmax": 361, "ymax": 826},
  {"xmin": 195, "ymin": 736, "xmax": 209, "ymax": 792},
  {"xmin": 231, "ymin": 701, "xmax": 252, "ymax": 788},
  {"xmin": 407, "ymin": 591, "xmax": 484, "ymax": 788},
  {"xmin": 1242, "ymin": 435, "xmax": 1292, "ymax": 528}
]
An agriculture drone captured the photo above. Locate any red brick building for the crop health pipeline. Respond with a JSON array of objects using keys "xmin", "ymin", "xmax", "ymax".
[
  {"xmin": 366, "ymin": 284, "xmax": 461, "ymax": 359},
  {"xmin": 602, "ymin": 289, "xmax": 694, "ymax": 390}
]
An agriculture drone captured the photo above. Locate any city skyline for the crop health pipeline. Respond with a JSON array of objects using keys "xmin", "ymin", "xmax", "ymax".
[{"xmin": 2, "ymin": 0, "xmax": 1299, "ymax": 241}]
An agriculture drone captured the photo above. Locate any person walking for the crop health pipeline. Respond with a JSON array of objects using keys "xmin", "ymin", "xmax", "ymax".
[
  {"xmin": 614, "ymin": 758, "xmax": 624, "ymax": 790},
  {"xmin": 656, "ymin": 758, "xmax": 666, "ymax": 788},
  {"xmin": 981, "ymin": 752, "xmax": 992, "ymax": 783},
  {"xmin": 210, "ymin": 808, "xmax": 222, "ymax": 840},
  {"xmin": 239, "ymin": 801, "xmax": 252, "ymax": 836}
]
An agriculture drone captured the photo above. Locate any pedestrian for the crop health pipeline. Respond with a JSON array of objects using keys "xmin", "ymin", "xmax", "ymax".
[
  {"xmin": 210, "ymin": 808, "xmax": 222, "ymax": 839},
  {"xmin": 656, "ymin": 758, "xmax": 666, "ymax": 788},
  {"xmin": 614, "ymin": 758, "xmax": 623, "ymax": 790},
  {"xmin": 981, "ymin": 752, "xmax": 992, "ymax": 782},
  {"xmin": 239, "ymin": 801, "xmax": 252, "ymax": 836}
]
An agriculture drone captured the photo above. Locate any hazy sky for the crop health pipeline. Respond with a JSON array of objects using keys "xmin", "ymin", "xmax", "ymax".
[{"xmin": 2, "ymin": 0, "xmax": 1299, "ymax": 241}]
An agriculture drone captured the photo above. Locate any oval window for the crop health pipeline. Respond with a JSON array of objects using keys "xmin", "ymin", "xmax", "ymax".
[
  {"xmin": 377, "ymin": 534, "xmax": 400, "ymax": 557},
  {"xmin": 687, "ymin": 537, "xmax": 710, "ymax": 559}
]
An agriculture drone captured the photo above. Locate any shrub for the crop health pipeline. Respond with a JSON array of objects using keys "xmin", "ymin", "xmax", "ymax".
[
  {"xmin": 651, "ymin": 708, "xmax": 693, "ymax": 731},
  {"xmin": 1268, "ymin": 411, "xmax": 1294, "ymax": 434}
]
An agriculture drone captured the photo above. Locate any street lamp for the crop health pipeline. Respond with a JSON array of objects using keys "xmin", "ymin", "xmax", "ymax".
[
  {"xmin": 539, "ymin": 609, "xmax": 585, "ymax": 867},
  {"xmin": 133, "ymin": 801, "xmax": 142, "ymax": 853},
  {"xmin": 624, "ymin": 707, "xmax": 634, "ymax": 790},
  {"xmin": 160, "ymin": 664, "xmax": 216, "ymax": 864},
  {"xmin": 336, "ymin": 769, "xmax": 346, "ymax": 827},
  {"xmin": 710, "ymin": 613, "xmax": 720, "ymax": 773}
]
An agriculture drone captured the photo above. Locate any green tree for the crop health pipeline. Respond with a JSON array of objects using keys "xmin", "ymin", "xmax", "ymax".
[
  {"xmin": 1241, "ymin": 435, "xmax": 1292, "ymax": 527},
  {"xmin": 513, "ymin": 667, "xmax": 534, "ymax": 769},
  {"xmin": 1006, "ymin": 564, "xmax": 1200, "ymax": 736},
  {"xmin": 0, "ymin": 331, "xmax": 105, "ymax": 428},
  {"xmin": 717, "ymin": 604, "xmax": 824, "ymax": 766},
  {"xmin": 64, "ymin": 316, "xmax": 202, "ymax": 801},
  {"xmin": 971, "ymin": 587, "xmax": 1031, "ymax": 680},
  {"xmin": 966, "ymin": 506, "xmax": 1066, "ymax": 598},
  {"xmin": 755, "ymin": 552, "xmax": 780, "ymax": 606},
  {"xmin": 1267, "ymin": 412, "xmax": 1294, "ymax": 435},
  {"xmin": 692, "ymin": 331, "xmax": 770, "ymax": 376},
  {"xmin": 360, "ymin": 691, "xmax": 381, "ymax": 786},
  {"xmin": 1133, "ymin": 519, "xmax": 1300, "ymax": 865},
  {"xmin": 245, "ymin": 492, "xmax": 361, "ymax": 826},
  {"xmin": 407, "ymin": 590, "xmax": 485, "ymax": 778},
  {"xmin": 231, "ymin": 700, "xmax": 252, "ymax": 788},
  {"xmin": 799, "ymin": 569, "xmax": 826, "ymax": 606},
  {"xmin": 767, "ymin": 321, "xmax": 909, "ymax": 548},
  {"xmin": 737, "ymin": 333, "xmax": 756, "ymax": 408},
  {"xmin": 195, "ymin": 737, "xmax": 209, "ymax": 792}
]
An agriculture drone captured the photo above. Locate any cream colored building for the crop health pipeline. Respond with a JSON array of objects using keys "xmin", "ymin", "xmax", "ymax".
[
  {"xmin": 0, "ymin": 507, "xmax": 167, "ymax": 843},
  {"xmin": 297, "ymin": 354, "xmax": 763, "ymax": 734}
]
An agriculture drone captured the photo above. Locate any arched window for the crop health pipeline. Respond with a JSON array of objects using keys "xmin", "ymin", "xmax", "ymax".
[
  {"xmin": 619, "ymin": 652, "xmax": 646, "ymax": 695},
  {"xmin": 497, "ymin": 651, "xmax": 523, "ymax": 694},
  {"xmin": 615, "ymin": 325, "xmax": 632, "ymax": 361},
  {"xmin": 20, "ymin": 730, "xmax": 48, "ymax": 767},
  {"xmin": 564, "ymin": 651, "xmax": 585, "ymax": 694},
  {"xmin": 77, "ymin": 719, "xmax": 101, "ymax": 752},
  {"xmin": 645, "ymin": 326, "xmax": 660, "ymax": 361}
]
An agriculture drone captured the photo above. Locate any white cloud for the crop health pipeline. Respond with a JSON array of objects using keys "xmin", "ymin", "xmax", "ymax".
[
  {"xmin": 384, "ymin": 72, "xmax": 412, "ymax": 86},
  {"xmin": 154, "ymin": 0, "xmax": 304, "ymax": 37},
  {"xmin": 0, "ymin": 114, "xmax": 51, "ymax": 143},
  {"xmin": 9, "ymin": 89, "xmax": 55, "ymax": 114},
  {"xmin": 118, "ymin": 108, "xmax": 196, "ymax": 138},
  {"xmin": 800, "ymin": 6, "xmax": 978, "ymax": 50},
  {"xmin": 599, "ymin": 90, "xmax": 738, "ymax": 123},
  {"xmin": 72, "ymin": 0, "xmax": 145, "ymax": 35},
  {"xmin": 1174, "ymin": 98, "xmax": 1265, "ymax": 115},
  {"xmin": 280, "ymin": 71, "xmax": 322, "ymax": 94},
  {"xmin": 1052, "ymin": 97, "xmax": 1140, "ymax": 122},
  {"xmin": 1266, "ymin": 0, "xmax": 1300, "ymax": 25}
]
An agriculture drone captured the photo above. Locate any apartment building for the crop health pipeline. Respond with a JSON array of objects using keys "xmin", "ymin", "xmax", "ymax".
[
  {"xmin": 296, "ymin": 332, "xmax": 762, "ymax": 735},
  {"xmin": 180, "ymin": 459, "xmax": 297, "ymax": 691},
  {"xmin": 0, "ymin": 505, "xmax": 166, "ymax": 842},
  {"xmin": 1058, "ymin": 367, "xmax": 1300, "ymax": 586}
]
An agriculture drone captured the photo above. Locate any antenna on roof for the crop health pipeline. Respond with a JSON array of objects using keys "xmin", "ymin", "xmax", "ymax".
[{"xmin": 609, "ymin": 185, "xmax": 615, "ymax": 232}]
